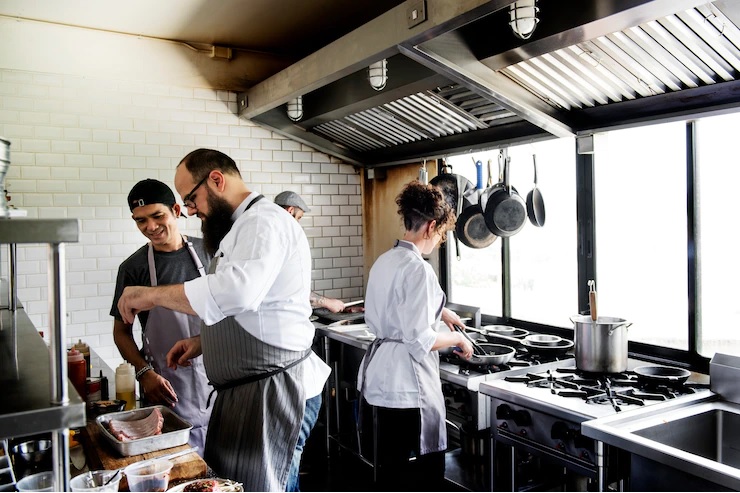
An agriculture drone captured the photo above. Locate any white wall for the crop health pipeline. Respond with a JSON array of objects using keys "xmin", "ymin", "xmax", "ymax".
[{"xmin": 0, "ymin": 32, "xmax": 363, "ymax": 369}]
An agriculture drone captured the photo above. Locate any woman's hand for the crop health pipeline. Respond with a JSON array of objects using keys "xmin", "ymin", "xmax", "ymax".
[
  {"xmin": 440, "ymin": 307, "xmax": 464, "ymax": 331},
  {"xmin": 453, "ymin": 332, "xmax": 474, "ymax": 360}
]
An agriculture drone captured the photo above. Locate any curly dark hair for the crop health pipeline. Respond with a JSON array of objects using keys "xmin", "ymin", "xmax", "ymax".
[
  {"xmin": 396, "ymin": 181, "xmax": 455, "ymax": 239},
  {"xmin": 178, "ymin": 148, "xmax": 242, "ymax": 182}
]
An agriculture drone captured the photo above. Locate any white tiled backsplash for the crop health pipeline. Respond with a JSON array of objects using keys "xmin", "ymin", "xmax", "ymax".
[{"xmin": 0, "ymin": 68, "xmax": 363, "ymax": 370}]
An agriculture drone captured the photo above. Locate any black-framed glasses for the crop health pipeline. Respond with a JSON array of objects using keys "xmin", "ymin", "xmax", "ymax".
[{"xmin": 183, "ymin": 175, "xmax": 209, "ymax": 209}]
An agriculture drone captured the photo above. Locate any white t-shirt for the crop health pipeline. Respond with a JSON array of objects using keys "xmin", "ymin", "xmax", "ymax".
[{"xmin": 184, "ymin": 192, "xmax": 330, "ymax": 398}]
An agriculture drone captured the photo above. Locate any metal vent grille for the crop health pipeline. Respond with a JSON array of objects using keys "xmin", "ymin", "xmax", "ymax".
[
  {"xmin": 501, "ymin": 4, "xmax": 740, "ymax": 110},
  {"xmin": 313, "ymin": 86, "xmax": 518, "ymax": 152}
]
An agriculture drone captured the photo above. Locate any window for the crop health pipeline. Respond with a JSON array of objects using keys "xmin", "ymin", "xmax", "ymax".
[
  {"xmin": 695, "ymin": 112, "xmax": 740, "ymax": 357},
  {"xmin": 593, "ymin": 122, "xmax": 687, "ymax": 350},
  {"xmin": 446, "ymin": 138, "xmax": 577, "ymax": 326}
]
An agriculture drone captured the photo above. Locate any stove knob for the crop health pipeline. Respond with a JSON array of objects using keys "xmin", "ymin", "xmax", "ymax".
[
  {"xmin": 556, "ymin": 441, "xmax": 566, "ymax": 451},
  {"xmin": 496, "ymin": 404, "xmax": 513, "ymax": 420},
  {"xmin": 551, "ymin": 421, "xmax": 576, "ymax": 441},
  {"xmin": 575, "ymin": 434, "xmax": 592, "ymax": 450},
  {"xmin": 512, "ymin": 410, "xmax": 532, "ymax": 427},
  {"xmin": 496, "ymin": 404, "xmax": 532, "ymax": 426},
  {"xmin": 580, "ymin": 450, "xmax": 590, "ymax": 460}
]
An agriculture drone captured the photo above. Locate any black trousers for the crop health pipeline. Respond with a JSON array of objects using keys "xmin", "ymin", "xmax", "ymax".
[{"xmin": 361, "ymin": 401, "xmax": 446, "ymax": 491}]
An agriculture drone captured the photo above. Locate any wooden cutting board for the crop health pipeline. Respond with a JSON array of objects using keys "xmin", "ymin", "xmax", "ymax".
[{"xmin": 82, "ymin": 422, "xmax": 207, "ymax": 490}]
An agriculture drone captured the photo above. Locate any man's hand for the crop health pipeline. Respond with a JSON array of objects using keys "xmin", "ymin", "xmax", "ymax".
[
  {"xmin": 118, "ymin": 286, "xmax": 155, "ymax": 325},
  {"xmin": 167, "ymin": 336, "xmax": 202, "ymax": 369},
  {"xmin": 140, "ymin": 371, "xmax": 179, "ymax": 407},
  {"xmin": 323, "ymin": 297, "xmax": 345, "ymax": 313}
]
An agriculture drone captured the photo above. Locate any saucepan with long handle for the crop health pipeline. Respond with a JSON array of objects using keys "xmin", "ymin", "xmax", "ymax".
[
  {"xmin": 452, "ymin": 325, "xmax": 516, "ymax": 365},
  {"xmin": 472, "ymin": 328, "xmax": 574, "ymax": 357}
]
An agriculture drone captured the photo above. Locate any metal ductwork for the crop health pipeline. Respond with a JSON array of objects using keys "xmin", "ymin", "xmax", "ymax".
[{"xmin": 238, "ymin": 0, "xmax": 740, "ymax": 167}]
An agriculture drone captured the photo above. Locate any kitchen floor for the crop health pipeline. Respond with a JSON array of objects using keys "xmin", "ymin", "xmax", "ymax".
[{"xmin": 299, "ymin": 422, "xmax": 468, "ymax": 492}]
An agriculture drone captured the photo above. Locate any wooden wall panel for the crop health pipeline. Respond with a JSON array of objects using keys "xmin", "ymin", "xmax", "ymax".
[{"xmin": 361, "ymin": 163, "xmax": 420, "ymax": 287}]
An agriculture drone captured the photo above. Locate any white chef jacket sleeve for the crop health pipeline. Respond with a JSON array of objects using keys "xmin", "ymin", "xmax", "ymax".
[
  {"xmin": 183, "ymin": 215, "xmax": 287, "ymax": 325},
  {"xmin": 397, "ymin": 264, "xmax": 439, "ymax": 363}
]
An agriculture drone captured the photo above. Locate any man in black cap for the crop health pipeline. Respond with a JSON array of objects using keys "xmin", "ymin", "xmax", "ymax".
[
  {"xmin": 275, "ymin": 190, "xmax": 347, "ymax": 313},
  {"xmin": 110, "ymin": 178, "xmax": 213, "ymax": 453}
]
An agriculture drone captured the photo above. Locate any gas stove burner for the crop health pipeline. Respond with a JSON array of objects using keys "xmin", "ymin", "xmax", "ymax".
[{"xmin": 502, "ymin": 365, "xmax": 705, "ymax": 412}]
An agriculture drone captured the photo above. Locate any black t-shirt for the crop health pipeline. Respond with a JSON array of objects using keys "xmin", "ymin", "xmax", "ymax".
[{"xmin": 110, "ymin": 237, "xmax": 211, "ymax": 330}]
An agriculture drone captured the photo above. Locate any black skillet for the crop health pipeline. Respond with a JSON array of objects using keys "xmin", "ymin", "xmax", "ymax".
[
  {"xmin": 633, "ymin": 365, "xmax": 691, "ymax": 385},
  {"xmin": 526, "ymin": 154, "xmax": 546, "ymax": 227},
  {"xmin": 456, "ymin": 159, "xmax": 496, "ymax": 249},
  {"xmin": 480, "ymin": 152, "xmax": 527, "ymax": 238}
]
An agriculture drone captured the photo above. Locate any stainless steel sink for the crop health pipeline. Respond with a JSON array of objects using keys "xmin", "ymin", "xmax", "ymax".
[
  {"xmin": 582, "ymin": 393, "xmax": 740, "ymax": 490},
  {"xmin": 633, "ymin": 407, "xmax": 740, "ymax": 468}
]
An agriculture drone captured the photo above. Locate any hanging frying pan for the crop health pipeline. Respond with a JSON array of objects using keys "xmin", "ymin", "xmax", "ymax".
[
  {"xmin": 526, "ymin": 154, "xmax": 546, "ymax": 227},
  {"xmin": 430, "ymin": 162, "xmax": 475, "ymax": 259},
  {"xmin": 633, "ymin": 365, "xmax": 691, "ymax": 385},
  {"xmin": 456, "ymin": 159, "xmax": 496, "ymax": 249},
  {"xmin": 482, "ymin": 152, "xmax": 527, "ymax": 237},
  {"xmin": 429, "ymin": 162, "xmax": 476, "ymax": 213}
]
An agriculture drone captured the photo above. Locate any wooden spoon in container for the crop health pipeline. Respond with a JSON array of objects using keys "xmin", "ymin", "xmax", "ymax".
[{"xmin": 588, "ymin": 280, "xmax": 597, "ymax": 322}]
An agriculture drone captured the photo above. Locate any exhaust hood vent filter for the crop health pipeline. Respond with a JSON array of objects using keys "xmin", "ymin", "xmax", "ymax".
[
  {"xmin": 313, "ymin": 85, "xmax": 518, "ymax": 153},
  {"xmin": 500, "ymin": 4, "xmax": 740, "ymax": 111}
]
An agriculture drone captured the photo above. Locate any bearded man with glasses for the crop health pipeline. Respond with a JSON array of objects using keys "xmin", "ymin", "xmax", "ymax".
[{"xmin": 117, "ymin": 149, "xmax": 329, "ymax": 492}]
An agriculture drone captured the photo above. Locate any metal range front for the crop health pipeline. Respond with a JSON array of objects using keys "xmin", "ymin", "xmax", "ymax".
[{"xmin": 479, "ymin": 359, "xmax": 712, "ymax": 492}]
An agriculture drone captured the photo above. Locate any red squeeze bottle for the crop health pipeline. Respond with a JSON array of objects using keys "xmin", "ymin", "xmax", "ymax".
[{"xmin": 67, "ymin": 348, "xmax": 87, "ymax": 400}]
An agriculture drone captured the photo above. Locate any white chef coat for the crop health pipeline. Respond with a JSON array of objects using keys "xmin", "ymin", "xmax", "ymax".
[
  {"xmin": 184, "ymin": 192, "xmax": 330, "ymax": 398},
  {"xmin": 358, "ymin": 240, "xmax": 444, "ymax": 408}
]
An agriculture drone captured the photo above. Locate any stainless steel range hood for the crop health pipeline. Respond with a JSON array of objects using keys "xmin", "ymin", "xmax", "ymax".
[{"xmin": 238, "ymin": 0, "xmax": 740, "ymax": 167}]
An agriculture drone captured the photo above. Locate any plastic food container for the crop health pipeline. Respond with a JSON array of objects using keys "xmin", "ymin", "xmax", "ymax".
[
  {"xmin": 123, "ymin": 458, "xmax": 172, "ymax": 492},
  {"xmin": 70, "ymin": 470, "xmax": 122, "ymax": 492},
  {"xmin": 15, "ymin": 471, "xmax": 53, "ymax": 492}
]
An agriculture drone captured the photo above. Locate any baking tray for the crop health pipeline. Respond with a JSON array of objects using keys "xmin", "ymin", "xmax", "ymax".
[{"xmin": 95, "ymin": 405, "xmax": 192, "ymax": 457}]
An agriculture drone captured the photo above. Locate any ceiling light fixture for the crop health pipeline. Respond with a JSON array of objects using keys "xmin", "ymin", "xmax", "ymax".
[
  {"xmin": 368, "ymin": 59, "xmax": 388, "ymax": 91},
  {"xmin": 509, "ymin": 0, "xmax": 539, "ymax": 40},
  {"xmin": 286, "ymin": 96, "xmax": 303, "ymax": 121}
]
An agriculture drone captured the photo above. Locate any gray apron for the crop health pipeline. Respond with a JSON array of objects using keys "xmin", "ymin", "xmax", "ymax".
[
  {"xmin": 144, "ymin": 239, "xmax": 211, "ymax": 453},
  {"xmin": 200, "ymin": 194, "xmax": 310, "ymax": 491},
  {"xmin": 359, "ymin": 239, "xmax": 448, "ymax": 455}
]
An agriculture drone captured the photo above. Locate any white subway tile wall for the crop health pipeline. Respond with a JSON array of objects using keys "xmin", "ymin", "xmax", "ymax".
[{"xmin": 0, "ymin": 68, "xmax": 364, "ymax": 370}]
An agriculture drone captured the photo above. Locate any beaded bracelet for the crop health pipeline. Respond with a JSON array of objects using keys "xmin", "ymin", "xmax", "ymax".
[{"xmin": 135, "ymin": 364, "xmax": 154, "ymax": 381}]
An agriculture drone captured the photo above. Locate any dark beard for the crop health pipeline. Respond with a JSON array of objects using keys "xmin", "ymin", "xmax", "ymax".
[{"xmin": 201, "ymin": 191, "xmax": 235, "ymax": 256}]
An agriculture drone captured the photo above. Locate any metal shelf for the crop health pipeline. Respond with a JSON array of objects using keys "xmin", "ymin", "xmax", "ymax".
[
  {"xmin": 0, "ymin": 217, "xmax": 82, "ymax": 491},
  {"xmin": 0, "ymin": 218, "xmax": 79, "ymax": 244},
  {"xmin": 0, "ymin": 308, "xmax": 86, "ymax": 439}
]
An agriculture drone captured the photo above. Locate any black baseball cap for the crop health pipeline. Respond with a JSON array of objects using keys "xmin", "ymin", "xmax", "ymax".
[{"xmin": 128, "ymin": 179, "xmax": 179, "ymax": 213}]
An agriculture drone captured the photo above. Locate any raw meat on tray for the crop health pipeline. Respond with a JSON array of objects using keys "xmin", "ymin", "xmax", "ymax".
[{"xmin": 107, "ymin": 407, "xmax": 164, "ymax": 441}]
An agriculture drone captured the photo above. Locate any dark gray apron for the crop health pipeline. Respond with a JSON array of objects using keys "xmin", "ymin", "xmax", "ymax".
[
  {"xmin": 144, "ymin": 239, "xmax": 211, "ymax": 452},
  {"xmin": 359, "ymin": 239, "xmax": 448, "ymax": 455},
  {"xmin": 200, "ymin": 194, "xmax": 310, "ymax": 491}
]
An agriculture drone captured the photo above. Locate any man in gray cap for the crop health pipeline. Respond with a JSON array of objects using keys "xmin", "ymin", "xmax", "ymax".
[
  {"xmin": 110, "ymin": 178, "xmax": 212, "ymax": 453},
  {"xmin": 275, "ymin": 190, "xmax": 346, "ymax": 313},
  {"xmin": 274, "ymin": 190, "xmax": 312, "ymax": 221}
]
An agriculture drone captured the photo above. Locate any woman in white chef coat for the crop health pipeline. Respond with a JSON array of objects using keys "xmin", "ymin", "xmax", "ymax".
[{"xmin": 358, "ymin": 180, "xmax": 474, "ymax": 491}]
